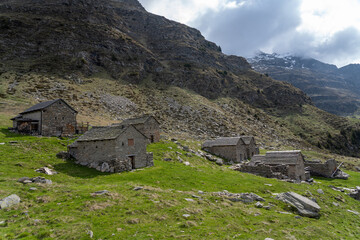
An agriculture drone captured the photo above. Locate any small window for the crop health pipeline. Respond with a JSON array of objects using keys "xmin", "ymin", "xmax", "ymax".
[
  {"xmin": 54, "ymin": 117, "xmax": 57, "ymax": 120},
  {"xmin": 62, "ymin": 117, "xmax": 64, "ymax": 120},
  {"xmin": 122, "ymin": 142, "xmax": 124, "ymax": 146},
  {"xmin": 96, "ymin": 146, "xmax": 98, "ymax": 148},
  {"xmin": 128, "ymin": 139, "xmax": 134, "ymax": 146}
]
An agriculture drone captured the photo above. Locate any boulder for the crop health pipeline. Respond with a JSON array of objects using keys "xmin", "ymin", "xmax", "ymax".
[
  {"xmin": 0, "ymin": 194, "xmax": 21, "ymax": 209},
  {"xmin": 276, "ymin": 192, "xmax": 321, "ymax": 218},
  {"xmin": 100, "ymin": 162, "xmax": 110, "ymax": 172},
  {"xmin": 349, "ymin": 190, "xmax": 360, "ymax": 201},
  {"xmin": 35, "ymin": 167, "xmax": 57, "ymax": 175},
  {"xmin": 56, "ymin": 151, "xmax": 69, "ymax": 159},
  {"xmin": 333, "ymin": 170, "xmax": 350, "ymax": 180},
  {"xmin": 216, "ymin": 159, "xmax": 223, "ymax": 166}
]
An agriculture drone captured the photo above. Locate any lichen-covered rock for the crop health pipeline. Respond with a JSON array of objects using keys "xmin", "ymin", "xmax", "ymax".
[
  {"xmin": 0, "ymin": 194, "xmax": 21, "ymax": 209},
  {"xmin": 276, "ymin": 192, "xmax": 321, "ymax": 218}
]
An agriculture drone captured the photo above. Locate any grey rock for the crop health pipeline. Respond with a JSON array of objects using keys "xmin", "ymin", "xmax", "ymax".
[
  {"xmin": 265, "ymin": 238, "xmax": 274, "ymax": 240},
  {"xmin": 177, "ymin": 156, "xmax": 183, "ymax": 163},
  {"xmin": 100, "ymin": 162, "xmax": 110, "ymax": 172},
  {"xmin": 216, "ymin": 159, "xmax": 223, "ymax": 166},
  {"xmin": 133, "ymin": 187, "xmax": 143, "ymax": 191},
  {"xmin": 355, "ymin": 166, "xmax": 360, "ymax": 172},
  {"xmin": 276, "ymin": 192, "xmax": 321, "ymax": 218},
  {"xmin": 317, "ymin": 189, "xmax": 324, "ymax": 195},
  {"xmin": 295, "ymin": 216, "xmax": 302, "ymax": 219},
  {"xmin": 185, "ymin": 198, "xmax": 195, "ymax": 202},
  {"xmin": 0, "ymin": 220, "xmax": 7, "ymax": 227},
  {"xmin": 29, "ymin": 187, "xmax": 37, "ymax": 191},
  {"xmin": 264, "ymin": 205, "xmax": 271, "ymax": 210},
  {"xmin": 31, "ymin": 177, "xmax": 52, "ymax": 184},
  {"xmin": 349, "ymin": 190, "xmax": 360, "ymax": 201},
  {"xmin": 347, "ymin": 210, "xmax": 359, "ymax": 215},
  {"xmin": 0, "ymin": 194, "xmax": 21, "ymax": 209},
  {"xmin": 192, "ymin": 195, "xmax": 201, "ymax": 199},
  {"xmin": 255, "ymin": 201, "xmax": 263, "ymax": 208},
  {"xmin": 185, "ymin": 153, "xmax": 192, "ymax": 157},
  {"xmin": 164, "ymin": 158, "xmax": 172, "ymax": 162},
  {"xmin": 332, "ymin": 202, "xmax": 339, "ymax": 207},
  {"xmin": 184, "ymin": 161, "xmax": 190, "ymax": 166},
  {"xmin": 182, "ymin": 146, "xmax": 190, "ymax": 152},
  {"xmin": 333, "ymin": 170, "xmax": 350, "ymax": 180},
  {"xmin": 175, "ymin": 151, "xmax": 182, "ymax": 155},
  {"xmin": 87, "ymin": 230, "xmax": 94, "ymax": 238},
  {"xmin": 198, "ymin": 190, "xmax": 204, "ymax": 195},
  {"xmin": 182, "ymin": 214, "xmax": 191, "ymax": 218},
  {"xmin": 17, "ymin": 177, "xmax": 31, "ymax": 183},
  {"xmin": 92, "ymin": 190, "xmax": 109, "ymax": 195},
  {"xmin": 35, "ymin": 167, "xmax": 57, "ymax": 175}
]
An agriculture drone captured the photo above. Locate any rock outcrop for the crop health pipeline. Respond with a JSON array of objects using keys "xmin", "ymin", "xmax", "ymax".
[{"xmin": 276, "ymin": 192, "xmax": 321, "ymax": 218}]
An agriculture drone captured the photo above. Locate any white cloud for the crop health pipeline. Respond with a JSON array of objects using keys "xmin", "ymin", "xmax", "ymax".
[{"xmin": 139, "ymin": 0, "xmax": 360, "ymax": 66}]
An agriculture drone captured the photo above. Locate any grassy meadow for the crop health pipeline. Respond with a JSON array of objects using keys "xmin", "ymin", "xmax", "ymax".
[{"xmin": 0, "ymin": 115, "xmax": 360, "ymax": 239}]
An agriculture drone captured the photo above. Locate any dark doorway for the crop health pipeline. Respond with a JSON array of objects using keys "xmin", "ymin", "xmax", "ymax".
[
  {"xmin": 129, "ymin": 156, "xmax": 136, "ymax": 169},
  {"xmin": 150, "ymin": 135, "xmax": 154, "ymax": 143}
]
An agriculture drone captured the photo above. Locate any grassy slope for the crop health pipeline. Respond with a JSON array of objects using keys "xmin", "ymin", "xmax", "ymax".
[{"xmin": 0, "ymin": 122, "xmax": 359, "ymax": 240}]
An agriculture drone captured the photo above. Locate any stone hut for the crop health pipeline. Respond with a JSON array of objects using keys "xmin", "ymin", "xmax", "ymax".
[
  {"xmin": 202, "ymin": 136, "xmax": 259, "ymax": 163},
  {"xmin": 242, "ymin": 150, "xmax": 307, "ymax": 181},
  {"xmin": 68, "ymin": 125, "xmax": 153, "ymax": 172},
  {"xmin": 120, "ymin": 115, "xmax": 160, "ymax": 143},
  {"xmin": 11, "ymin": 99, "xmax": 77, "ymax": 136},
  {"xmin": 304, "ymin": 159, "xmax": 349, "ymax": 179}
]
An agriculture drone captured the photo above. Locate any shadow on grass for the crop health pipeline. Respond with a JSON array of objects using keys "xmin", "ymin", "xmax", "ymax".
[
  {"xmin": 53, "ymin": 160, "xmax": 111, "ymax": 179},
  {"xmin": 0, "ymin": 128, "xmax": 37, "ymax": 138}
]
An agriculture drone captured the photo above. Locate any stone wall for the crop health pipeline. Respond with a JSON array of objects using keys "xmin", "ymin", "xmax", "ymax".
[
  {"xmin": 41, "ymin": 100, "xmax": 77, "ymax": 136},
  {"xmin": 304, "ymin": 159, "xmax": 337, "ymax": 178},
  {"xmin": 238, "ymin": 163, "xmax": 289, "ymax": 179},
  {"xmin": 133, "ymin": 117, "xmax": 160, "ymax": 143},
  {"xmin": 205, "ymin": 145, "xmax": 238, "ymax": 163}
]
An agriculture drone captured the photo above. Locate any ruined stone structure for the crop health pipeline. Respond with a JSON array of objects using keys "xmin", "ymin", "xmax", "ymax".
[
  {"xmin": 68, "ymin": 125, "xmax": 153, "ymax": 172},
  {"xmin": 11, "ymin": 99, "xmax": 78, "ymax": 136},
  {"xmin": 239, "ymin": 150, "xmax": 307, "ymax": 181},
  {"xmin": 120, "ymin": 115, "xmax": 160, "ymax": 143},
  {"xmin": 305, "ymin": 159, "xmax": 349, "ymax": 179},
  {"xmin": 304, "ymin": 159, "xmax": 337, "ymax": 178},
  {"xmin": 202, "ymin": 136, "xmax": 259, "ymax": 163}
]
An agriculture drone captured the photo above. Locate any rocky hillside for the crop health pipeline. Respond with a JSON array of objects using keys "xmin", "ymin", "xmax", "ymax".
[
  {"xmin": 249, "ymin": 52, "xmax": 360, "ymax": 116},
  {"xmin": 0, "ymin": 0, "xmax": 311, "ymax": 109},
  {"xmin": 1, "ymin": 0, "xmax": 360, "ymax": 157}
]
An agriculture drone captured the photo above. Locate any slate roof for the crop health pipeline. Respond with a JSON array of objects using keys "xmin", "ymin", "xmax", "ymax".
[
  {"xmin": 240, "ymin": 136, "xmax": 254, "ymax": 145},
  {"xmin": 20, "ymin": 99, "xmax": 77, "ymax": 114},
  {"xmin": 76, "ymin": 125, "xmax": 127, "ymax": 142},
  {"xmin": 121, "ymin": 115, "xmax": 159, "ymax": 125},
  {"xmin": 202, "ymin": 137, "xmax": 241, "ymax": 148},
  {"xmin": 264, "ymin": 150, "xmax": 303, "ymax": 165}
]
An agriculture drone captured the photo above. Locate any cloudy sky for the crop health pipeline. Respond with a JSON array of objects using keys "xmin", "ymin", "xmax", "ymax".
[{"xmin": 139, "ymin": 0, "xmax": 360, "ymax": 67}]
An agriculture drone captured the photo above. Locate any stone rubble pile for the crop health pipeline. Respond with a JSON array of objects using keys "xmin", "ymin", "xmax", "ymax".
[
  {"xmin": 213, "ymin": 190, "xmax": 265, "ymax": 203},
  {"xmin": 17, "ymin": 177, "xmax": 52, "ymax": 184}
]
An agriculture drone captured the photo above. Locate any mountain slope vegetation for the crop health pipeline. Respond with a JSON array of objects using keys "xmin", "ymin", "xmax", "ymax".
[{"xmin": 0, "ymin": 0, "xmax": 360, "ymax": 157}]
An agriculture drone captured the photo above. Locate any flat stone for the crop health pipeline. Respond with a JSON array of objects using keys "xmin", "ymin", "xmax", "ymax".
[
  {"xmin": 317, "ymin": 189, "xmax": 324, "ymax": 194},
  {"xmin": 182, "ymin": 214, "xmax": 191, "ymax": 218},
  {"xmin": 332, "ymin": 202, "xmax": 339, "ymax": 207},
  {"xmin": 0, "ymin": 220, "xmax": 7, "ymax": 227},
  {"xmin": 255, "ymin": 202, "xmax": 263, "ymax": 208},
  {"xmin": 347, "ymin": 210, "xmax": 359, "ymax": 215},
  {"xmin": 265, "ymin": 238, "xmax": 274, "ymax": 240},
  {"xmin": 216, "ymin": 159, "xmax": 223, "ymax": 166},
  {"xmin": 17, "ymin": 177, "xmax": 31, "ymax": 183},
  {"xmin": 0, "ymin": 194, "xmax": 21, "ymax": 209},
  {"xmin": 276, "ymin": 192, "xmax": 321, "ymax": 218},
  {"xmin": 133, "ymin": 187, "xmax": 143, "ymax": 191},
  {"xmin": 163, "ymin": 158, "xmax": 172, "ymax": 161},
  {"xmin": 35, "ymin": 167, "xmax": 57, "ymax": 175},
  {"xmin": 29, "ymin": 187, "xmax": 37, "ymax": 191},
  {"xmin": 184, "ymin": 161, "xmax": 190, "ymax": 166},
  {"xmin": 93, "ymin": 190, "xmax": 109, "ymax": 195},
  {"xmin": 185, "ymin": 198, "xmax": 195, "ymax": 202},
  {"xmin": 198, "ymin": 190, "xmax": 204, "ymax": 195}
]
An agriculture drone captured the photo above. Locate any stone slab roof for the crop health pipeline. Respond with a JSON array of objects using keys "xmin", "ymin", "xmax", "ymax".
[
  {"xmin": 264, "ymin": 150, "xmax": 303, "ymax": 165},
  {"xmin": 121, "ymin": 115, "xmax": 159, "ymax": 125},
  {"xmin": 203, "ymin": 137, "xmax": 241, "ymax": 147},
  {"xmin": 240, "ymin": 136, "xmax": 254, "ymax": 145},
  {"xmin": 20, "ymin": 99, "xmax": 77, "ymax": 114},
  {"xmin": 76, "ymin": 126, "xmax": 127, "ymax": 142}
]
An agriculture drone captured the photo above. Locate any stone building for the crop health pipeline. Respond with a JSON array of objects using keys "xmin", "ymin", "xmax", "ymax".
[
  {"xmin": 240, "ymin": 150, "xmax": 307, "ymax": 181},
  {"xmin": 202, "ymin": 136, "xmax": 259, "ymax": 163},
  {"xmin": 120, "ymin": 115, "xmax": 160, "ymax": 143},
  {"xmin": 11, "ymin": 99, "xmax": 78, "ymax": 136},
  {"xmin": 305, "ymin": 159, "xmax": 349, "ymax": 179},
  {"xmin": 68, "ymin": 124, "xmax": 153, "ymax": 172}
]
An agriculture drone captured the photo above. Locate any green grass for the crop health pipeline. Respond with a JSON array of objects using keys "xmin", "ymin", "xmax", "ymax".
[{"xmin": 0, "ymin": 127, "xmax": 360, "ymax": 239}]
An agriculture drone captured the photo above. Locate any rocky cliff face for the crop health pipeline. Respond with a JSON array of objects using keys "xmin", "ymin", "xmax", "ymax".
[{"xmin": 0, "ymin": 0, "xmax": 311, "ymax": 110}]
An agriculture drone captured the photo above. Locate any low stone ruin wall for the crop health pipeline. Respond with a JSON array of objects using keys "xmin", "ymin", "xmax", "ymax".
[
  {"xmin": 75, "ymin": 158, "xmax": 132, "ymax": 173},
  {"xmin": 304, "ymin": 159, "xmax": 337, "ymax": 178},
  {"xmin": 237, "ymin": 163, "xmax": 289, "ymax": 180}
]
